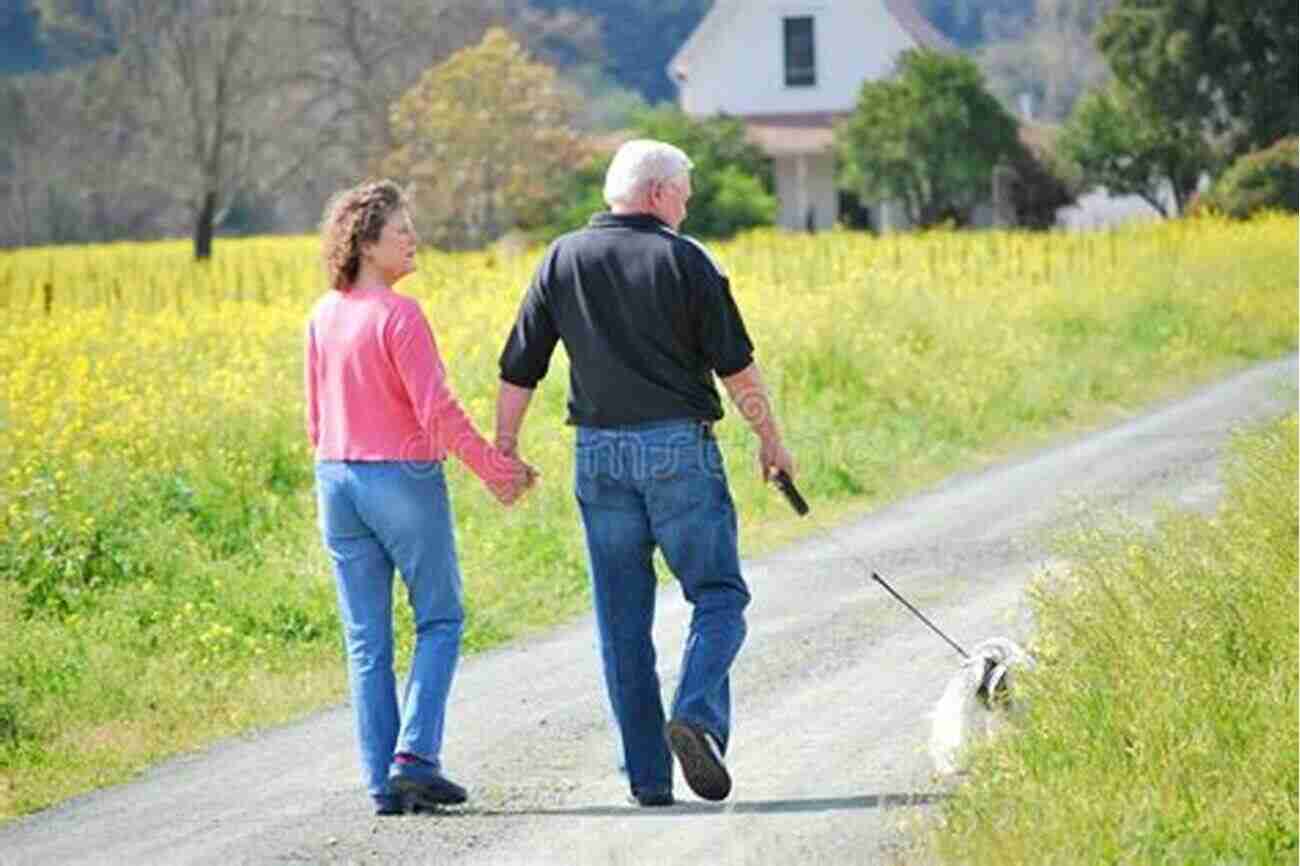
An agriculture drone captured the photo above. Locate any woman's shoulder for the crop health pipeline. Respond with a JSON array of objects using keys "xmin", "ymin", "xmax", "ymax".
[
  {"xmin": 308, "ymin": 290, "xmax": 338, "ymax": 319},
  {"xmin": 373, "ymin": 291, "xmax": 433, "ymax": 343},
  {"xmin": 385, "ymin": 290, "xmax": 427, "ymax": 319},
  {"xmin": 309, "ymin": 286, "xmax": 418, "ymax": 320}
]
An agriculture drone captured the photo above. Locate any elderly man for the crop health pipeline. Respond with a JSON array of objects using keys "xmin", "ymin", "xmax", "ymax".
[{"xmin": 494, "ymin": 139, "xmax": 795, "ymax": 806}]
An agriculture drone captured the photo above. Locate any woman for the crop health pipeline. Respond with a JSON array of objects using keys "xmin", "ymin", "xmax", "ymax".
[{"xmin": 307, "ymin": 179, "xmax": 534, "ymax": 815}]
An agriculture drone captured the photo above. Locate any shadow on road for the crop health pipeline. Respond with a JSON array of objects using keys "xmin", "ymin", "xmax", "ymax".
[{"xmin": 435, "ymin": 791, "xmax": 947, "ymax": 819}]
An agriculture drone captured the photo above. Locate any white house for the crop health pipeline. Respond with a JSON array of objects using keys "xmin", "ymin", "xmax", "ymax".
[{"xmin": 667, "ymin": 0, "xmax": 955, "ymax": 232}]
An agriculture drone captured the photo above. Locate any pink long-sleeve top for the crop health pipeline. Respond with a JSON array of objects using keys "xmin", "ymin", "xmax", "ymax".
[{"xmin": 305, "ymin": 284, "xmax": 508, "ymax": 486}]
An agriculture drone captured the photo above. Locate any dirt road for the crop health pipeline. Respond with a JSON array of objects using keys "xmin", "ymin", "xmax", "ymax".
[{"xmin": 3, "ymin": 356, "xmax": 1295, "ymax": 866}]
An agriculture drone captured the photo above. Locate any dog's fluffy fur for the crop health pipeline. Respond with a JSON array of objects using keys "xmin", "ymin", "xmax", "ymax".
[{"xmin": 929, "ymin": 637, "xmax": 1033, "ymax": 776}]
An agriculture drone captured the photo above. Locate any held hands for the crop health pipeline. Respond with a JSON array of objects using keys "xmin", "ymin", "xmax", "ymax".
[
  {"xmin": 487, "ymin": 437, "xmax": 539, "ymax": 506},
  {"xmin": 489, "ymin": 454, "xmax": 538, "ymax": 506}
]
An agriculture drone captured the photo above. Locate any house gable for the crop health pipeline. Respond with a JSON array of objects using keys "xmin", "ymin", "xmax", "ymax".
[
  {"xmin": 669, "ymin": 0, "xmax": 953, "ymax": 118},
  {"xmin": 668, "ymin": 0, "xmax": 957, "ymax": 233}
]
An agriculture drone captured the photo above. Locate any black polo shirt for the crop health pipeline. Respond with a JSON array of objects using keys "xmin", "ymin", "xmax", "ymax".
[{"xmin": 498, "ymin": 212, "xmax": 754, "ymax": 427}]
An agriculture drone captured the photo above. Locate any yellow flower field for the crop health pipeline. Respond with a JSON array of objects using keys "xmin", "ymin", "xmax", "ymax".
[{"xmin": 0, "ymin": 215, "xmax": 1295, "ymax": 817}]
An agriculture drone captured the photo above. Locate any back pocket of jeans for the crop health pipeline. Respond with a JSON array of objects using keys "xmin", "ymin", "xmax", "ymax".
[
  {"xmin": 645, "ymin": 450, "xmax": 719, "ymax": 524},
  {"xmin": 575, "ymin": 444, "xmax": 640, "ymax": 512}
]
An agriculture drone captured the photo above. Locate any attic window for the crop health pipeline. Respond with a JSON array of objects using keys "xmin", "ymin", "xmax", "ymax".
[{"xmin": 784, "ymin": 16, "xmax": 816, "ymax": 87}]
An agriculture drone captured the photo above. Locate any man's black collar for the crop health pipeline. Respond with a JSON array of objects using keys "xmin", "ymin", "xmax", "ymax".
[{"xmin": 587, "ymin": 211, "xmax": 673, "ymax": 232}]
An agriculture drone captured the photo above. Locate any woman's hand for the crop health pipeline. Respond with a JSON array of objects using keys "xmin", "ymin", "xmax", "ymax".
[{"xmin": 489, "ymin": 454, "xmax": 539, "ymax": 505}]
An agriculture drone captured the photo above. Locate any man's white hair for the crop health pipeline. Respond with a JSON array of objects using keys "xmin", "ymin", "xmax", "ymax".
[{"xmin": 603, "ymin": 139, "xmax": 694, "ymax": 208}]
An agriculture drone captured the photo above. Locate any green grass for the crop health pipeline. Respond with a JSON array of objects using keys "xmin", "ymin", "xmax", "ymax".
[
  {"xmin": 0, "ymin": 216, "xmax": 1296, "ymax": 819},
  {"xmin": 927, "ymin": 413, "xmax": 1299, "ymax": 865}
]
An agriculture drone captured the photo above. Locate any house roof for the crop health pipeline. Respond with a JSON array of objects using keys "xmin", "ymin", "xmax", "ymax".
[
  {"xmin": 738, "ymin": 112, "xmax": 848, "ymax": 157},
  {"xmin": 881, "ymin": 0, "xmax": 957, "ymax": 53},
  {"xmin": 668, "ymin": 0, "xmax": 742, "ymax": 84},
  {"xmin": 668, "ymin": 0, "xmax": 956, "ymax": 84}
]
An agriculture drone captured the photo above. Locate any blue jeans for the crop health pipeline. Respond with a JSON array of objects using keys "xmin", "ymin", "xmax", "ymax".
[
  {"xmin": 315, "ymin": 461, "xmax": 464, "ymax": 797},
  {"xmin": 575, "ymin": 420, "xmax": 750, "ymax": 798}
]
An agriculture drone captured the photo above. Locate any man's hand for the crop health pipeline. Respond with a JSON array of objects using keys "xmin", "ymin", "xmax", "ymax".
[
  {"xmin": 720, "ymin": 362, "xmax": 794, "ymax": 483},
  {"xmin": 758, "ymin": 434, "xmax": 795, "ymax": 484}
]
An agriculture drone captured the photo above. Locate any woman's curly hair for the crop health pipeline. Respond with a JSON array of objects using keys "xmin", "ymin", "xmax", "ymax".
[{"xmin": 319, "ymin": 179, "xmax": 410, "ymax": 291}]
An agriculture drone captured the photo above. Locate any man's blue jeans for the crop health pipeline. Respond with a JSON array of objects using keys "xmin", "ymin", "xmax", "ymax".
[
  {"xmin": 575, "ymin": 420, "xmax": 751, "ymax": 798},
  {"xmin": 315, "ymin": 461, "xmax": 464, "ymax": 797}
]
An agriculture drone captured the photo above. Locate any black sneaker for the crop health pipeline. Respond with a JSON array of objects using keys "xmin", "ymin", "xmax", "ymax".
[
  {"xmin": 628, "ymin": 789, "xmax": 675, "ymax": 807},
  {"xmin": 665, "ymin": 719, "xmax": 732, "ymax": 801},
  {"xmin": 389, "ymin": 759, "xmax": 468, "ymax": 806},
  {"xmin": 372, "ymin": 792, "xmax": 404, "ymax": 816}
]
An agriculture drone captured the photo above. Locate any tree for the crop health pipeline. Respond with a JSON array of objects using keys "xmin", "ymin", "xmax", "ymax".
[
  {"xmin": 529, "ymin": 154, "xmax": 609, "ymax": 241},
  {"xmin": 383, "ymin": 28, "xmax": 590, "ymax": 250},
  {"xmin": 0, "ymin": 63, "xmax": 171, "ymax": 247},
  {"xmin": 836, "ymin": 50, "xmax": 1021, "ymax": 228},
  {"xmin": 529, "ymin": 106, "xmax": 776, "ymax": 241},
  {"xmin": 0, "ymin": 79, "xmax": 38, "ymax": 245},
  {"xmin": 7, "ymin": 0, "xmax": 606, "ymax": 249},
  {"xmin": 278, "ymin": 1, "xmax": 601, "ymax": 173},
  {"xmin": 1198, "ymin": 138, "xmax": 1299, "ymax": 219},
  {"xmin": 1057, "ymin": 80, "xmax": 1210, "ymax": 216},
  {"xmin": 36, "ymin": 0, "xmax": 315, "ymax": 259},
  {"xmin": 1096, "ymin": 0, "xmax": 1298, "ymax": 158},
  {"xmin": 1004, "ymin": 127, "xmax": 1081, "ymax": 228}
]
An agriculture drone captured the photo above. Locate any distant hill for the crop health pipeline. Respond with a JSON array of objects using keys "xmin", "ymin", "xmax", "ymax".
[
  {"xmin": 2, "ymin": 0, "xmax": 1059, "ymax": 107},
  {"xmin": 527, "ymin": 0, "xmax": 713, "ymax": 103},
  {"xmin": 0, "ymin": 1, "xmax": 711, "ymax": 97},
  {"xmin": 918, "ymin": 0, "xmax": 1035, "ymax": 49},
  {"xmin": 528, "ymin": 0, "xmax": 1038, "ymax": 102},
  {"xmin": 0, "ymin": 4, "xmax": 47, "ymax": 75}
]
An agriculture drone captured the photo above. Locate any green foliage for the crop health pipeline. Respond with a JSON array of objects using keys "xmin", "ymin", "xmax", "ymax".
[
  {"xmin": 1055, "ymin": 0, "xmax": 1298, "ymax": 219},
  {"xmin": 1058, "ymin": 79, "xmax": 1212, "ymax": 216},
  {"xmin": 707, "ymin": 165, "xmax": 778, "ymax": 236},
  {"xmin": 836, "ymin": 50, "xmax": 1021, "ymax": 227},
  {"xmin": 1199, "ymin": 138, "xmax": 1299, "ymax": 220},
  {"xmin": 538, "ymin": 105, "xmax": 776, "ymax": 240},
  {"xmin": 932, "ymin": 412, "xmax": 1300, "ymax": 865},
  {"xmin": 1097, "ymin": 0, "xmax": 1298, "ymax": 157},
  {"xmin": 631, "ymin": 105, "xmax": 776, "ymax": 238},
  {"xmin": 526, "ymin": 154, "xmax": 608, "ymax": 242}
]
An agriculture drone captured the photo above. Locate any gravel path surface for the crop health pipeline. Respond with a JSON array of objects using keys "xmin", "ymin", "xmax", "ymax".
[{"xmin": 3, "ymin": 355, "xmax": 1295, "ymax": 866}]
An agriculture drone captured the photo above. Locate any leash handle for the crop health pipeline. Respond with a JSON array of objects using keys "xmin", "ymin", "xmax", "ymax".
[{"xmin": 774, "ymin": 470, "xmax": 810, "ymax": 516}]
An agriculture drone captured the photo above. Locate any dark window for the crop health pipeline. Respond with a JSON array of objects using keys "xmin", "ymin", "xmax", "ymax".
[{"xmin": 784, "ymin": 16, "xmax": 816, "ymax": 87}]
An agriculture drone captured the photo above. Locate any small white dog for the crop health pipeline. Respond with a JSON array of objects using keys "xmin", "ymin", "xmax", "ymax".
[{"xmin": 929, "ymin": 637, "xmax": 1033, "ymax": 776}]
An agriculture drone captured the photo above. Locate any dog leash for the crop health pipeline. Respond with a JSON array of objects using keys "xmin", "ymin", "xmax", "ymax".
[{"xmin": 773, "ymin": 470, "xmax": 971, "ymax": 660}]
